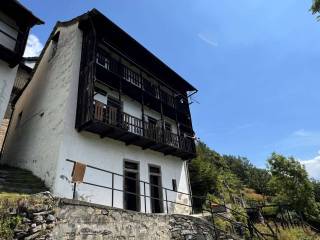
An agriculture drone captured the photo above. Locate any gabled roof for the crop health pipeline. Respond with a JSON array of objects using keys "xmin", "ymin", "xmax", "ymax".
[
  {"xmin": 86, "ymin": 9, "xmax": 197, "ymax": 93},
  {"xmin": 2, "ymin": 0, "xmax": 44, "ymax": 26}
]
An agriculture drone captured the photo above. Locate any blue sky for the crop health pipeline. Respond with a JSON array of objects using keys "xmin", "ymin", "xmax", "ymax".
[{"xmin": 21, "ymin": 0, "xmax": 320, "ymax": 179}]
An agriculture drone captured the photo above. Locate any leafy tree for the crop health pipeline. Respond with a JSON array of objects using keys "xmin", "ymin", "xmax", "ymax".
[
  {"xmin": 189, "ymin": 141, "xmax": 221, "ymax": 197},
  {"xmin": 311, "ymin": 179, "xmax": 320, "ymax": 203},
  {"xmin": 311, "ymin": 0, "xmax": 320, "ymax": 18},
  {"xmin": 267, "ymin": 153, "xmax": 319, "ymax": 217},
  {"xmin": 223, "ymin": 155, "xmax": 271, "ymax": 195}
]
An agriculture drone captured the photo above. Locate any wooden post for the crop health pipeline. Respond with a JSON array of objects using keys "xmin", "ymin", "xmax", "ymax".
[
  {"xmin": 158, "ymin": 82, "xmax": 165, "ymax": 144},
  {"xmin": 140, "ymin": 71, "xmax": 145, "ymax": 137}
]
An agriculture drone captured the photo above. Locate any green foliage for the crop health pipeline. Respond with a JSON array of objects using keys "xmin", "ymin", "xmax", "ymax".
[
  {"xmin": 311, "ymin": 0, "xmax": 320, "ymax": 18},
  {"xmin": 189, "ymin": 141, "xmax": 222, "ymax": 197},
  {"xmin": 311, "ymin": 179, "xmax": 320, "ymax": 203},
  {"xmin": 223, "ymin": 155, "xmax": 271, "ymax": 196},
  {"xmin": 278, "ymin": 227, "xmax": 320, "ymax": 240},
  {"xmin": 267, "ymin": 153, "xmax": 319, "ymax": 217},
  {"xmin": 0, "ymin": 215, "xmax": 22, "ymax": 239}
]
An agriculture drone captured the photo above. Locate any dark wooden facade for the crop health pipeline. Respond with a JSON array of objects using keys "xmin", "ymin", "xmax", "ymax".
[
  {"xmin": 76, "ymin": 10, "xmax": 197, "ymax": 160},
  {"xmin": 0, "ymin": 1, "xmax": 43, "ymax": 67}
]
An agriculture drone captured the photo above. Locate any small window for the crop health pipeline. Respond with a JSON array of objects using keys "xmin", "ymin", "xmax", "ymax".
[
  {"xmin": 49, "ymin": 31, "xmax": 60, "ymax": 61},
  {"xmin": 16, "ymin": 111, "xmax": 23, "ymax": 128},
  {"xmin": 172, "ymin": 179, "xmax": 177, "ymax": 192},
  {"xmin": 150, "ymin": 166, "xmax": 161, "ymax": 174},
  {"xmin": 124, "ymin": 161, "xmax": 139, "ymax": 171}
]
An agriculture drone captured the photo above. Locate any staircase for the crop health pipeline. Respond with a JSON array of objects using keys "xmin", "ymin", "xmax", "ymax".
[{"xmin": 0, "ymin": 165, "xmax": 47, "ymax": 194}]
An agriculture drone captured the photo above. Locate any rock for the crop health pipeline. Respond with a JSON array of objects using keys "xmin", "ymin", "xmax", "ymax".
[
  {"xmin": 30, "ymin": 224, "xmax": 42, "ymax": 233},
  {"xmin": 33, "ymin": 210, "xmax": 53, "ymax": 216},
  {"xmin": 15, "ymin": 231, "xmax": 28, "ymax": 239},
  {"xmin": 22, "ymin": 217, "xmax": 31, "ymax": 223},
  {"xmin": 30, "ymin": 223, "xmax": 46, "ymax": 233},
  {"xmin": 25, "ymin": 231, "xmax": 42, "ymax": 240},
  {"xmin": 33, "ymin": 215, "xmax": 44, "ymax": 223},
  {"xmin": 31, "ymin": 223, "xmax": 36, "ymax": 228},
  {"xmin": 46, "ymin": 214, "xmax": 56, "ymax": 222}
]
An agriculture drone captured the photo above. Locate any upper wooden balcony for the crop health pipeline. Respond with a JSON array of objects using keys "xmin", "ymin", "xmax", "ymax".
[
  {"xmin": 95, "ymin": 50, "xmax": 191, "ymax": 121},
  {"xmin": 82, "ymin": 100, "xmax": 196, "ymax": 160}
]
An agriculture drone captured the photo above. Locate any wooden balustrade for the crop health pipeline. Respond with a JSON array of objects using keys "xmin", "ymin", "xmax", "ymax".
[
  {"xmin": 96, "ymin": 51, "xmax": 180, "ymax": 109},
  {"xmin": 93, "ymin": 100, "xmax": 194, "ymax": 153}
]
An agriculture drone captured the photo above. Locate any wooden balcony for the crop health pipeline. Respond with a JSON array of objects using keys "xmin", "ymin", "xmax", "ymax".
[
  {"xmin": 82, "ymin": 100, "xmax": 196, "ymax": 160},
  {"xmin": 95, "ymin": 50, "xmax": 190, "ymax": 117}
]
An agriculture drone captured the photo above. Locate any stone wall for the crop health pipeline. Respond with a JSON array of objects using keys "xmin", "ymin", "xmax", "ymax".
[
  {"xmin": 51, "ymin": 199, "xmax": 218, "ymax": 240},
  {"xmin": 0, "ymin": 118, "xmax": 9, "ymax": 149},
  {"xmin": 5, "ymin": 195, "xmax": 238, "ymax": 240}
]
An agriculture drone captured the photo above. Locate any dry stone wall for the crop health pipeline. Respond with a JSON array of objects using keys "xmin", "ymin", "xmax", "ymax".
[
  {"xmin": 4, "ymin": 196, "xmax": 222, "ymax": 240},
  {"xmin": 51, "ymin": 199, "xmax": 218, "ymax": 240}
]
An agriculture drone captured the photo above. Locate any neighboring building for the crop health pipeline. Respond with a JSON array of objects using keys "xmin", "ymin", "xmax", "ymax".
[
  {"xmin": 0, "ymin": 57, "xmax": 37, "ymax": 149},
  {"xmin": 2, "ymin": 9, "xmax": 197, "ymax": 214},
  {"xmin": 0, "ymin": 1, "xmax": 43, "ymax": 123}
]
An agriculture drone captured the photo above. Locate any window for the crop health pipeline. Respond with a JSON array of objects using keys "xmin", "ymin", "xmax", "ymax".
[
  {"xmin": 16, "ymin": 111, "xmax": 23, "ymax": 128},
  {"xmin": 149, "ymin": 165, "xmax": 163, "ymax": 213},
  {"xmin": 49, "ymin": 31, "xmax": 60, "ymax": 61},
  {"xmin": 172, "ymin": 179, "xmax": 177, "ymax": 192},
  {"xmin": 96, "ymin": 52, "xmax": 110, "ymax": 70},
  {"xmin": 124, "ymin": 160, "xmax": 140, "ymax": 212}
]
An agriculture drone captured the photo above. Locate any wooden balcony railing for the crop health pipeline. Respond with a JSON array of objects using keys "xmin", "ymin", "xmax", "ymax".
[
  {"xmin": 93, "ymin": 100, "xmax": 195, "ymax": 154},
  {"xmin": 96, "ymin": 51, "xmax": 187, "ymax": 110}
]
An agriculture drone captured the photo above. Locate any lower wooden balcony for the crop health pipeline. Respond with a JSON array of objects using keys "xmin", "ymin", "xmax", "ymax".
[{"xmin": 81, "ymin": 100, "xmax": 196, "ymax": 160}]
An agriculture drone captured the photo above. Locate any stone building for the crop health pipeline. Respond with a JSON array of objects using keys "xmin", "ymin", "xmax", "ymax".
[{"xmin": 1, "ymin": 9, "xmax": 197, "ymax": 215}]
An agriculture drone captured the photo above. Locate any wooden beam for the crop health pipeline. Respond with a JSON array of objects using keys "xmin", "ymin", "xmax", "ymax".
[
  {"xmin": 164, "ymin": 148, "xmax": 177, "ymax": 156},
  {"xmin": 100, "ymin": 128, "xmax": 114, "ymax": 138},
  {"xmin": 142, "ymin": 142, "xmax": 155, "ymax": 150},
  {"xmin": 125, "ymin": 135, "xmax": 140, "ymax": 146}
]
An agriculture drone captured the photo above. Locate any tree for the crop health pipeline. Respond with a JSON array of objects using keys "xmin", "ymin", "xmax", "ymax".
[
  {"xmin": 223, "ymin": 155, "xmax": 271, "ymax": 195},
  {"xmin": 267, "ymin": 153, "xmax": 319, "ymax": 217},
  {"xmin": 311, "ymin": 179, "xmax": 320, "ymax": 203},
  {"xmin": 188, "ymin": 141, "xmax": 221, "ymax": 197},
  {"xmin": 311, "ymin": 0, "xmax": 320, "ymax": 17}
]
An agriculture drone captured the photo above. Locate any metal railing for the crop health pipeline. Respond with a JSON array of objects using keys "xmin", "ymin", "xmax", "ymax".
[
  {"xmin": 66, "ymin": 159, "xmax": 269, "ymax": 240},
  {"xmin": 93, "ymin": 100, "xmax": 195, "ymax": 153}
]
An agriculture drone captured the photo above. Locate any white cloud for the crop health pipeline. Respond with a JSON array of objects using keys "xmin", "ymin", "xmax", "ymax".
[
  {"xmin": 23, "ymin": 34, "xmax": 43, "ymax": 57},
  {"xmin": 197, "ymin": 33, "xmax": 218, "ymax": 47},
  {"xmin": 300, "ymin": 154, "xmax": 320, "ymax": 180}
]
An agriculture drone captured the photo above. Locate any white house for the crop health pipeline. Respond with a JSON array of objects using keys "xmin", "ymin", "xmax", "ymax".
[
  {"xmin": 1, "ymin": 9, "xmax": 197, "ymax": 215},
  {"xmin": 0, "ymin": 1, "xmax": 43, "ymax": 123}
]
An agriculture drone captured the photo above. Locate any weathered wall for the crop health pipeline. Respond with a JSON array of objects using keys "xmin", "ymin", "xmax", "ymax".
[
  {"xmin": 51, "ymin": 199, "xmax": 217, "ymax": 240},
  {"xmin": 54, "ymin": 25, "xmax": 191, "ymax": 214},
  {"xmin": 1, "ymin": 22, "xmax": 82, "ymax": 190},
  {"xmin": 1, "ymin": 19, "xmax": 191, "ymax": 215},
  {"xmin": 0, "ymin": 60, "xmax": 18, "ymax": 123},
  {"xmin": 0, "ymin": 118, "xmax": 9, "ymax": 149}
]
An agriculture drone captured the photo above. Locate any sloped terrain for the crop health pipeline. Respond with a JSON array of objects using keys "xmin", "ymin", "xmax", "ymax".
[{"xmin": 0, "ymin": 165, "xmax": 47, "ymax": 195}]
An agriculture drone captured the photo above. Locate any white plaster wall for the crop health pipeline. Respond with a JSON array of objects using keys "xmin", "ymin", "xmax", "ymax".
[
  {"xmin": 1, "ymin": 23, "xmax": 82, "ymax": 190},
  {"xmin": 54, "ymin": 31, "xmax": 190, "ymax": 214},
  {"xmin": 2, "ymin": 20, "xmax": 191, "ymax": 214},
  {"xmin": 0, "ymin": 60, "xmax": 18, "ymax": 122}
]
